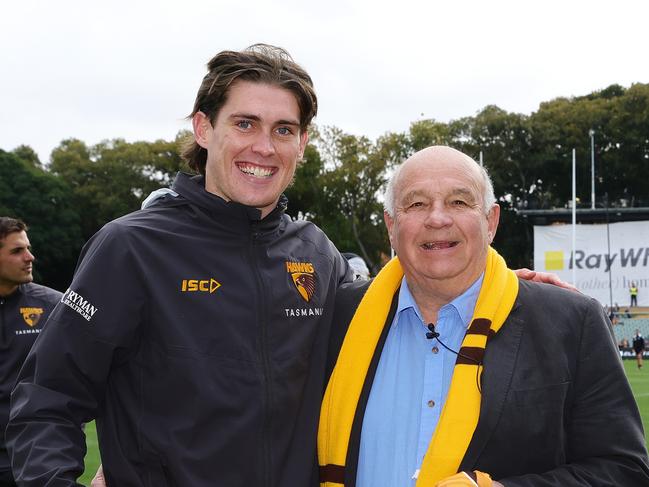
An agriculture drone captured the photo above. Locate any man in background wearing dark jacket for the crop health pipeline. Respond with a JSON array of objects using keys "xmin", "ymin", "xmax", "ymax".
[{"xmin": 0, "ymin": 217, "xmax": 61, "ymax": 486}]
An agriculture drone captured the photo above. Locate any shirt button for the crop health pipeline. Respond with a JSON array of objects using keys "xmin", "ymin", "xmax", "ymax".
[
  {"xmin": 427, "ymin": 400, "xmax": 435, "ymax": 408},
  {"xmin": 432, "ymin": 346, "xmax": 439, "ymax": 354}
]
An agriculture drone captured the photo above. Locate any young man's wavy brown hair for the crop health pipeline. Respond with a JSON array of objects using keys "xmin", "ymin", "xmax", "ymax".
[{"xmin": 182, "ymin": 44, "xmax": 318, "ymax": 175}]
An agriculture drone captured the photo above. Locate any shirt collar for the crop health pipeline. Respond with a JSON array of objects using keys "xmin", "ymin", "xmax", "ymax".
[
  {"xmin": 450, "ymin": 273, "xmax": 484, "ymax": 326},
  {"xmin": 396, "ymin": 273, "xmax": 485, "ymax": 328}
]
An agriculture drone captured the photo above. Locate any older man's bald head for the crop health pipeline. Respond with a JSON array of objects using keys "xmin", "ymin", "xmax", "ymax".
[{"xmin": 384, "ymin": 146, "xmax": 496, "ymax": 217}]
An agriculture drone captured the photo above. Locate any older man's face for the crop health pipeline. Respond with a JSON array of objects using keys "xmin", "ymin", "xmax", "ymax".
[{"xmin": 384, "ymin": 148, "xmax": 499, "ymax": 295}]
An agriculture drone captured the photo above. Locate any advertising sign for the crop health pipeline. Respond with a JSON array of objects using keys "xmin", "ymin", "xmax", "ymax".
[{"xmin": 533, "ymin": 221, "xmax": 648, "ymax": 306}]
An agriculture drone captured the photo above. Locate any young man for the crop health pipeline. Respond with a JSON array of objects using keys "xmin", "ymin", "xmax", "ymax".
[
  {"xmin": 320, "ymin": 147, "xmax": 649, "ymax": 486},
  {"xmin": 0, "ymin": 217, "xmax": 61, "ymax": 487},
  {"xmin": 10, "ymin": 47, "xmax": 571, "ymax": 487},
  {"xmin": 7, "ymin": 45, "xmax": 351, "ymax": 486}
]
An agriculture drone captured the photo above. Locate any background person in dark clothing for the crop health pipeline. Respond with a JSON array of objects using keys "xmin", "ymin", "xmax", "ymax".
[
  {"xmin": 633, "ymin": 329, "xmax": 645, "ymax": 369},
  {"xmin": 0, "ymin": 217, "xmax": 61, "ymax": 486},
  {"xmin": 342, "ymin": 252, "xmax": 371, "ymax": 281}
]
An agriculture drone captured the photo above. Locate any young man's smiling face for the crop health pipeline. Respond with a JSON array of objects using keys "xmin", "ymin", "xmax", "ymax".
[{"xmin": 193, "ymin": 80, "xmax": 308, "ymax": 218}]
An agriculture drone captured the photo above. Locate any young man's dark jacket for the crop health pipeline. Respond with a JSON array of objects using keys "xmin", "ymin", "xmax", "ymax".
[
  {"xmin": 327, "ymin": 279, "xmax": 649, "ymax": 486},
  {"xmin": 0, "ymin": 282, "xmax": 61, "ymax": 476},
  {"xmin": 7, "ymin": 172, "xmax": 351, "ymax": 486}
]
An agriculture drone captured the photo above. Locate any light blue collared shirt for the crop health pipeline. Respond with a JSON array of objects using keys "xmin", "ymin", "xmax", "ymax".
[{"xmin": 356, "ymin": 274, "xmax": 484, "ymax": 487}]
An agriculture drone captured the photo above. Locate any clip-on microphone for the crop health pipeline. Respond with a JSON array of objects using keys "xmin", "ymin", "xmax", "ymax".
[{"xmin": 426, "ymin": 323, "xmax": 440, "ymax": 340}]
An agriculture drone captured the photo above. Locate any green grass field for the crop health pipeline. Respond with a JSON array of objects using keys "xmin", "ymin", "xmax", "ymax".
[
  {"xmin": 77, "ymin": 360, "xmax": 649, "ymax": 485},
  {"xmin": 79, "ymin": 422, "xmax": 100, "ymax": 485},
  {"xmin": 624, "ymin": 359, "xmax": 649, "ymax": 449}
]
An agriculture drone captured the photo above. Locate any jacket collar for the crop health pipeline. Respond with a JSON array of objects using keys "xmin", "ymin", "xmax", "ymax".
[
  {"xmin": 171, "ymin": 172, "xmax": 288, "ymax": 236},
  {"xmin": 460, "ymin": 287, "xmax": 524, "ymax": 470},
  {"xmin": 0, "ymin": 283, "xmax": 26, "ymax": 303}
]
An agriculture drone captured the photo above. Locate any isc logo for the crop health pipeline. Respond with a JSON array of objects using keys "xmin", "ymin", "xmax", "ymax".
[{"xmin": 181, "ymin": 278, "xmax": 221, "ymax": 294}]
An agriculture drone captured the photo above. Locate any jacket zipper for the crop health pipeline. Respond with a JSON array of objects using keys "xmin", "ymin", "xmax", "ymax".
[{"xmin": 251, "ymin": 227, "xmax": 273, "ymax": 487}]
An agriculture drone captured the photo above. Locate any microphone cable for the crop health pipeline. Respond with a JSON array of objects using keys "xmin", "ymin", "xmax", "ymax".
[{"xmin": 426, "ymin": 323, "xmax": 483, "ymax": 393}]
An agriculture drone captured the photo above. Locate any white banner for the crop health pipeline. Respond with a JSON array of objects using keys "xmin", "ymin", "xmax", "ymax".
[{"xmin": 533, "ymin": 221, "xmax": 649, "ymax": 307}]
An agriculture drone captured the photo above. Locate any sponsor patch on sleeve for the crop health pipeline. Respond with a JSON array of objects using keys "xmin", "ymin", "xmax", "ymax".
[{"xmin": 61, "ymin": 288, "xmax": 99, "ymax": 322}]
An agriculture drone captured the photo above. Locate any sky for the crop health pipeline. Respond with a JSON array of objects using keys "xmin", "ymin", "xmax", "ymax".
[{"xmin": 2, "ymin": 0, "xmax": 648, "ymax": 164}]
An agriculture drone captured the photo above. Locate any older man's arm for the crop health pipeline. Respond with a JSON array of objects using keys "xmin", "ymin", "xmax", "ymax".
[{"xmin": 492, "ymin": 300, "xmax": 649, "ymax": 486}]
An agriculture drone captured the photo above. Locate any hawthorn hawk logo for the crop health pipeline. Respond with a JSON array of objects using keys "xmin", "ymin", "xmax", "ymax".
[
  {"xmin": 20, "ymin": 307, "xmax": 44, "ymax": 327},
  {"xmin": 286, "ymin": 261, "xmax": 316, "ymax": 302}
]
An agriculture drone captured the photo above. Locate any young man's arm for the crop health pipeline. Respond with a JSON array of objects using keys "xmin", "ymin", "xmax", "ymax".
[
  {"xmin": 512, "ymin": 268, "xmax": 577, "ymax": 291},
  {"xmin": 7, "ymin": 224, "xmax": 145, "ymax": 486}
]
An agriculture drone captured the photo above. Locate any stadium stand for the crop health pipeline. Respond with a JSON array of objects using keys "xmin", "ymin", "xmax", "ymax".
[
  {"xmin": 613, "ymin": 309, "xmax": 649, "ymax": 358},
  {"xmin": 614, "ymin": 318, "xmax": 649, "ymax": 344}
]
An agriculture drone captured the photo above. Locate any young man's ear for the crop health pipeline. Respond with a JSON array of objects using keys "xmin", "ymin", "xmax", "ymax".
[
  {"xmin": 297, "ymin": 130, "xmax": 309, "ymax": 162},
  {"xmin": 192, "ymin": 112, "xmax": 212, "ymax": 149}
]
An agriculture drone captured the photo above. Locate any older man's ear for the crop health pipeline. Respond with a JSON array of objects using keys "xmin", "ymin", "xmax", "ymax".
[
  {"xmin": 485, "ymin": 204, "xmax": 576, "ymax": 291},
  {"xmin": 486, "ymin": 203, "xmax": 500, "ymax": 244}
]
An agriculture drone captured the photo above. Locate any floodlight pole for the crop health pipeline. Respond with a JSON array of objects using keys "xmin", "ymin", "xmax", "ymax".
[
  {"xmin": 605, "ymin": 192, "xmax": 613, "ymax": 310},
  {"xmin": 589, "ymin": 129, "xmax": 595, "ymax": 209},
  {"xmin": 572, "ymin": 149, "xmax": 577, "ymax": 287}
]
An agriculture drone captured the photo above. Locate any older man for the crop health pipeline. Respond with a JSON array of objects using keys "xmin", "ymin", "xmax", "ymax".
[{"xmin": 318, "ymin": 146, "xmax": 649, "ymax": 486}]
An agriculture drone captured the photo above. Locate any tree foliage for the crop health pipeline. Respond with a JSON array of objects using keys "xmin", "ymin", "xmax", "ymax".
[
  {"xmin": 49, "ymin": 136, "xmax": 187, "ymax": 240},
  {"xmin": 2, "ymin": 83, "xmax": 649, "ymax": 286},
  {"xmin": 286, "ymin": 127, "xmax": 391, "ymax": 272},
  {"xmin": 0, "ymin": 149, "xmax": 82, "ymax": 290}
]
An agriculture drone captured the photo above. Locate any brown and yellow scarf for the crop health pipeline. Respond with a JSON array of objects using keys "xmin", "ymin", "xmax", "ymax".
[{"xmin": 318, "ymin": 247, "xmax": 519, "ymax": 485}]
